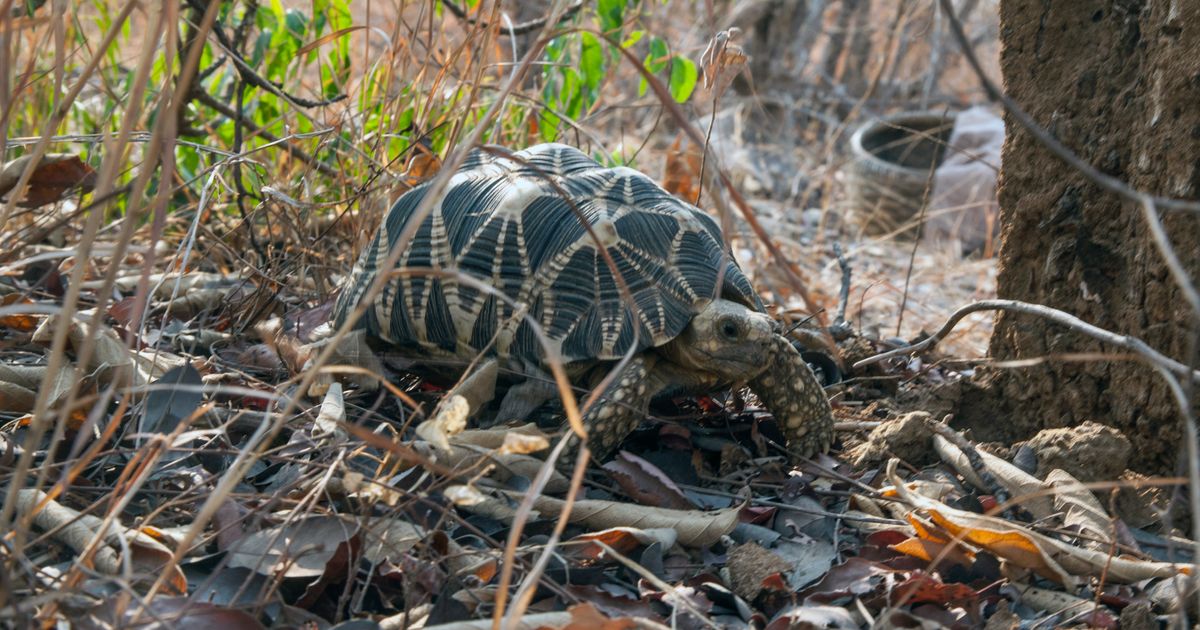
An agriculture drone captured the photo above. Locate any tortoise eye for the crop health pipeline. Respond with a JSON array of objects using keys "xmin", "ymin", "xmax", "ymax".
[{"xmin": 719, "ymin": 318, "xmax": 740, "ymax": 340}]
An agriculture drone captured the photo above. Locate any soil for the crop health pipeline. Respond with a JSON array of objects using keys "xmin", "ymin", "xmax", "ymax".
[{"xmin": 1021, "ymin": 421, "xmax": 1131, "ymax": 482}]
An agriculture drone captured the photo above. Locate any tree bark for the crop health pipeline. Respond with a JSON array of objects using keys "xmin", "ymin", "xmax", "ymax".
[{"xmin": 970, "ymin": 0, "xmax": 1200, "ymax": 473}]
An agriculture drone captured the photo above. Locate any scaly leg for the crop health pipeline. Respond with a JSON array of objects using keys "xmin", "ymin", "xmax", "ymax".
[
  {"xmin": 750, "ymin": 334, "xmax": 835, "ymax": 460},
  {"xmin": 560, "ymin": 355, "xmax": 653, "ymax": 466}
]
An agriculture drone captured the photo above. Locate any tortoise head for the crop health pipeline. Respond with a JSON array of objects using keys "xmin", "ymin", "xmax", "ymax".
[{"xmin": 660, "ymin": 299, "xmax": 777, "ymax": 382}]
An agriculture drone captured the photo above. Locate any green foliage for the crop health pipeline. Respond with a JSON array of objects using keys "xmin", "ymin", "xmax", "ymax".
[{"xmin": 5, "ymin": 0, "xmax": 702, "ymax": 221}]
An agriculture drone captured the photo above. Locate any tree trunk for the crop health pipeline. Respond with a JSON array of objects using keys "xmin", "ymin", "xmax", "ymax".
[{"xmin": 969, "ymin": 0, "xmax": 1200, "ymax": 473}]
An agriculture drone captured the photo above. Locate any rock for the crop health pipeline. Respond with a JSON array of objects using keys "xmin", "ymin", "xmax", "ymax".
[
  {"xmin": 726, "ymin": 542, "xmax": 791, "ymax": 603},
  {"xmin": 1024, "ymin": 421, "xmax": 1131, "ymax": 481},
  {"xmin": 847, "ymin": 411, "xmax": 935, "ymax": 467},
  {"xmin": 1118, "ymin": 601, "xmax": 1156, "ymax": 630},
  {"xmin": 1113, "ymin": 470, "xmax": 1169, "ymax": 528}
]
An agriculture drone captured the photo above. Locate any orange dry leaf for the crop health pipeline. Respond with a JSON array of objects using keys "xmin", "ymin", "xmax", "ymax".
[
  {"xmin": 926, "ymin": 508, "xmax": 1072, "ymax": 585},
  {"xmin": 662, "ymin": 134, "xmax": 703, "ymax": 205},
  {"xmin": 892, "ymin": 536, "xmax": 976, "ymax": 568},
  {"xmin": 403, "ymin": 146, "xmax": 442, "ymax": 188},
  {"xmin": 569, "ymin": 527, "xmax": 651, "ymax": 560},
  {"xmin": 0, "ymin": 295, "xmax": 37, "ymax": 331}
]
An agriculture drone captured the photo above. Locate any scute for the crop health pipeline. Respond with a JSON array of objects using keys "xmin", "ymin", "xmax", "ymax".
[{"xmin": 334, "ymin": 143, "xmax": 763, "ymax": 365}]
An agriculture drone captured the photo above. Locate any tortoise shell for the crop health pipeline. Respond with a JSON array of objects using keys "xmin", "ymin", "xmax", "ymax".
[{"xmin": 334, "ymin": 143, "xmax": 762, "ymax": 364}]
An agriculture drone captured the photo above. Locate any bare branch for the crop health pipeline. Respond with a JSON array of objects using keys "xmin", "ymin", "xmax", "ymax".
[{"xmin": 854, "ymin": 299, "xmax": 1200, "ymax": 386}]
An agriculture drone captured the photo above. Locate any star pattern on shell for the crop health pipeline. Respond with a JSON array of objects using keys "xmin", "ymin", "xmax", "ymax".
[{"xmin": 334, "ymin": 143, "xmax": 761, "ymax": 364}]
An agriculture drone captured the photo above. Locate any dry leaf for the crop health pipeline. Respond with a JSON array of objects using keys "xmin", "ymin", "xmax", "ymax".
[
  {"xmin": 445, "ymin": 484, "xmax": 488, "ymax": 506},
  {"xmin": 450, "ymin": 423, "xmax": 549, "ymax": 450},
  {"xmin": 661, "ymin": 134, "xmax": 704, "ymax": 205},
  {"xmin": 699, "ymin": 27, "xmax": 748, "ymax": 97},
  {"xmin": 436, "ymin": 442, "xmax": 570, "ymax": 494},
  {"xmin": 15, "ymin": 489, "xmax": 187, "ymax": 593},
  {"xmin": 498, "ymin": 431, "xmax": 551, "ymax": 455},
  {"xmin": 0, "ymin": 295, "xmax": 38, "ymax": 331},
  {"xmin": 555, "ymin": 602, "xmax": 638, "ymax": 630},
  {"xmin": 417, "ymin": 394, "xmax": 469, "ymax": 451},
  {"xmin": 313, "ymin": 381, "xmax": 346, "ymax": 440},
  {"xmin": 226, "ymin": 515, "xmax": 359, "ymax": 579},
  {"xmin": 0, "ymin": 153, "xmax": 97, "ymax": 208},
  {"xmin": 885, "ymin": 459, "xmax": 1190, "ymax": 587},
  {"xmin": 464, "ymin": 490, "xmax": 744, "ymax": 548},
  {"xmin": 568, "ymin": 527, "xmax": 678, "ymax": 560},
  {"xmin": 1045, "ymin": 468, "xmax": 1115, "ymax": 551},
  {"xmin": 602, "ymin": 451, "xmax": 697, "ymax": 510},
  {"xmin": 933, "ymin": 434, "xmax": 1054, "ymax": 518}
]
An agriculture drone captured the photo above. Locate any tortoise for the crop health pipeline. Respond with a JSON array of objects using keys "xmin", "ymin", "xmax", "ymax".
[{"xmin": 332, "ymin": 143, "xmax": 833, "ymax": 462}]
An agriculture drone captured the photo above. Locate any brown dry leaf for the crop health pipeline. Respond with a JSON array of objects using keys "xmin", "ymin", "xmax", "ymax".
[
  {"xmin": 0, "ymin": 383, "xmax": 36, "ymax": 413},
  {"xmin": 498, "ymin": 431, "xmax": 551, "ymax": 455},
  {"xmin": 436, "ymin": 442, "xmax": 570, "ymax": 494},
  {"xmin": 891, "ymin": 535, "xmax": 976, "ymax": 569},
  {"xmin": 1045, "ymin": 468, "xmax": 1114, "ymax": 551},
  {"xmin": 472, "ymin": 491, "xmax": 743, "ymax": 548},
  {"xmin": 313, "ymin": 381, "xmax": 346, "ymax": 440},
  {"xmin": 917, "ymin": 508, "xmax": 1075, "ymax": 586},
  {"xmin": 31, "ymin": 313, "xmax": 181, "ymax": 388},
  {"xmin": 554, "ymin": 602, "xmax": 638, "ymax": 630},
  {"xmin": 226, "ymin": 515, "xmax": 359, "ymax": 579},
  {"xmin": 933, "ymin": 434, "xmax": 1054, "ymax": 518},
  {"xmin": 661, "ymin": 134, "xmax": 703, "ymax": 205},
  {"xmin": 444, "ymin": 484, "xmax": 489, "ymax": 506},
  {"xmin": 0, "ymin": 153, "xmax": 97, "ymax": 208},
  {"xmin": 602, "ymin": 451, "xmax": 696, "ymax": 510},
  {"xmin": 0, "ymin": 361, "xmax": 77, "ymax": 413},
  {"xmin": 397, "ymin": 144, "xmax": 442, "ymax": 194},
  {"xmin": 361, "ymin": 519, "xmax": 425, "ymax": 565},
  {"xmin": 890, "ymin": 572, "xmax": 978, "ymax": 607},
  {"xmin": 699, "ymin": 27, "xmax": 749, "ymax": 97}
]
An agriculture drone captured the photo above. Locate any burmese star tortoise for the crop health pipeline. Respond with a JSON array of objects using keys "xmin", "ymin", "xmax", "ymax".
[{"xmin": 333, "ymin": 143, "xmax": 833, "ymax": 462}]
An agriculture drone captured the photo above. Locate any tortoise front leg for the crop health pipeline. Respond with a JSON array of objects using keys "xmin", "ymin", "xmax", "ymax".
[
  {"xmin": 561, "ymin": 354, "xmax": 653, "ymax": 465},
  {"xmin": 750, "ymin": 334, "xmax": 834, "ymax": 460}
]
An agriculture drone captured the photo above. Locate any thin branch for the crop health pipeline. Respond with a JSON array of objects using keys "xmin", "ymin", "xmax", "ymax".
[
  {"xmin": 190, "ymin": 89, "xmax": 338, "ymax": 177},
  {"xmin": 183, "ymin": 0, "xmax": 346, "ymax": 109},
  {"xmin": 854, "ymin": 299, "xmax": 1200, "ymax": 386}
]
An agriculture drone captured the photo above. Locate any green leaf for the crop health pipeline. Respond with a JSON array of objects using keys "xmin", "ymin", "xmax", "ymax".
[
  {"xmin": 597, "ymin": 0, "xmax": 626, "ymax": 32},
  {"xmin": 621, "ymin": 30, "xmax": 644, "ymax": 49},
  {"xmin": 538, "ymin": 110, "xmax": 561, "ymax": 142},
  {"xmin": 580, "ymin": 32, "xmax": 604, "ymax": 92},
  {"xmin": 646, "ymin": 36, "xmax": 669, "ymax": 73},
  {"xmin": 668, "ymin": 56, "xmax": 698, "ymax": 103},
  {"xmin": 285, "ymin": 9, "xmax": 308, "ymax": 41},
  {"xmin": 558, "ymin": 67, "xmax": 582, "ymax": 118}
]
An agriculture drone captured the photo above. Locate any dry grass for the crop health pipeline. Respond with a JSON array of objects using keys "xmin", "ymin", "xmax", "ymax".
[{"xmin": 0, "ymin": 0, "xmax": 1029, "ymax": 626}]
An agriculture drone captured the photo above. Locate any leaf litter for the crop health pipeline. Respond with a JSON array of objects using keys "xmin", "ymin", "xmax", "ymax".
[{"xmin": 0, "ymin": 5, "xmax": 1194, "ymax": 630}]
